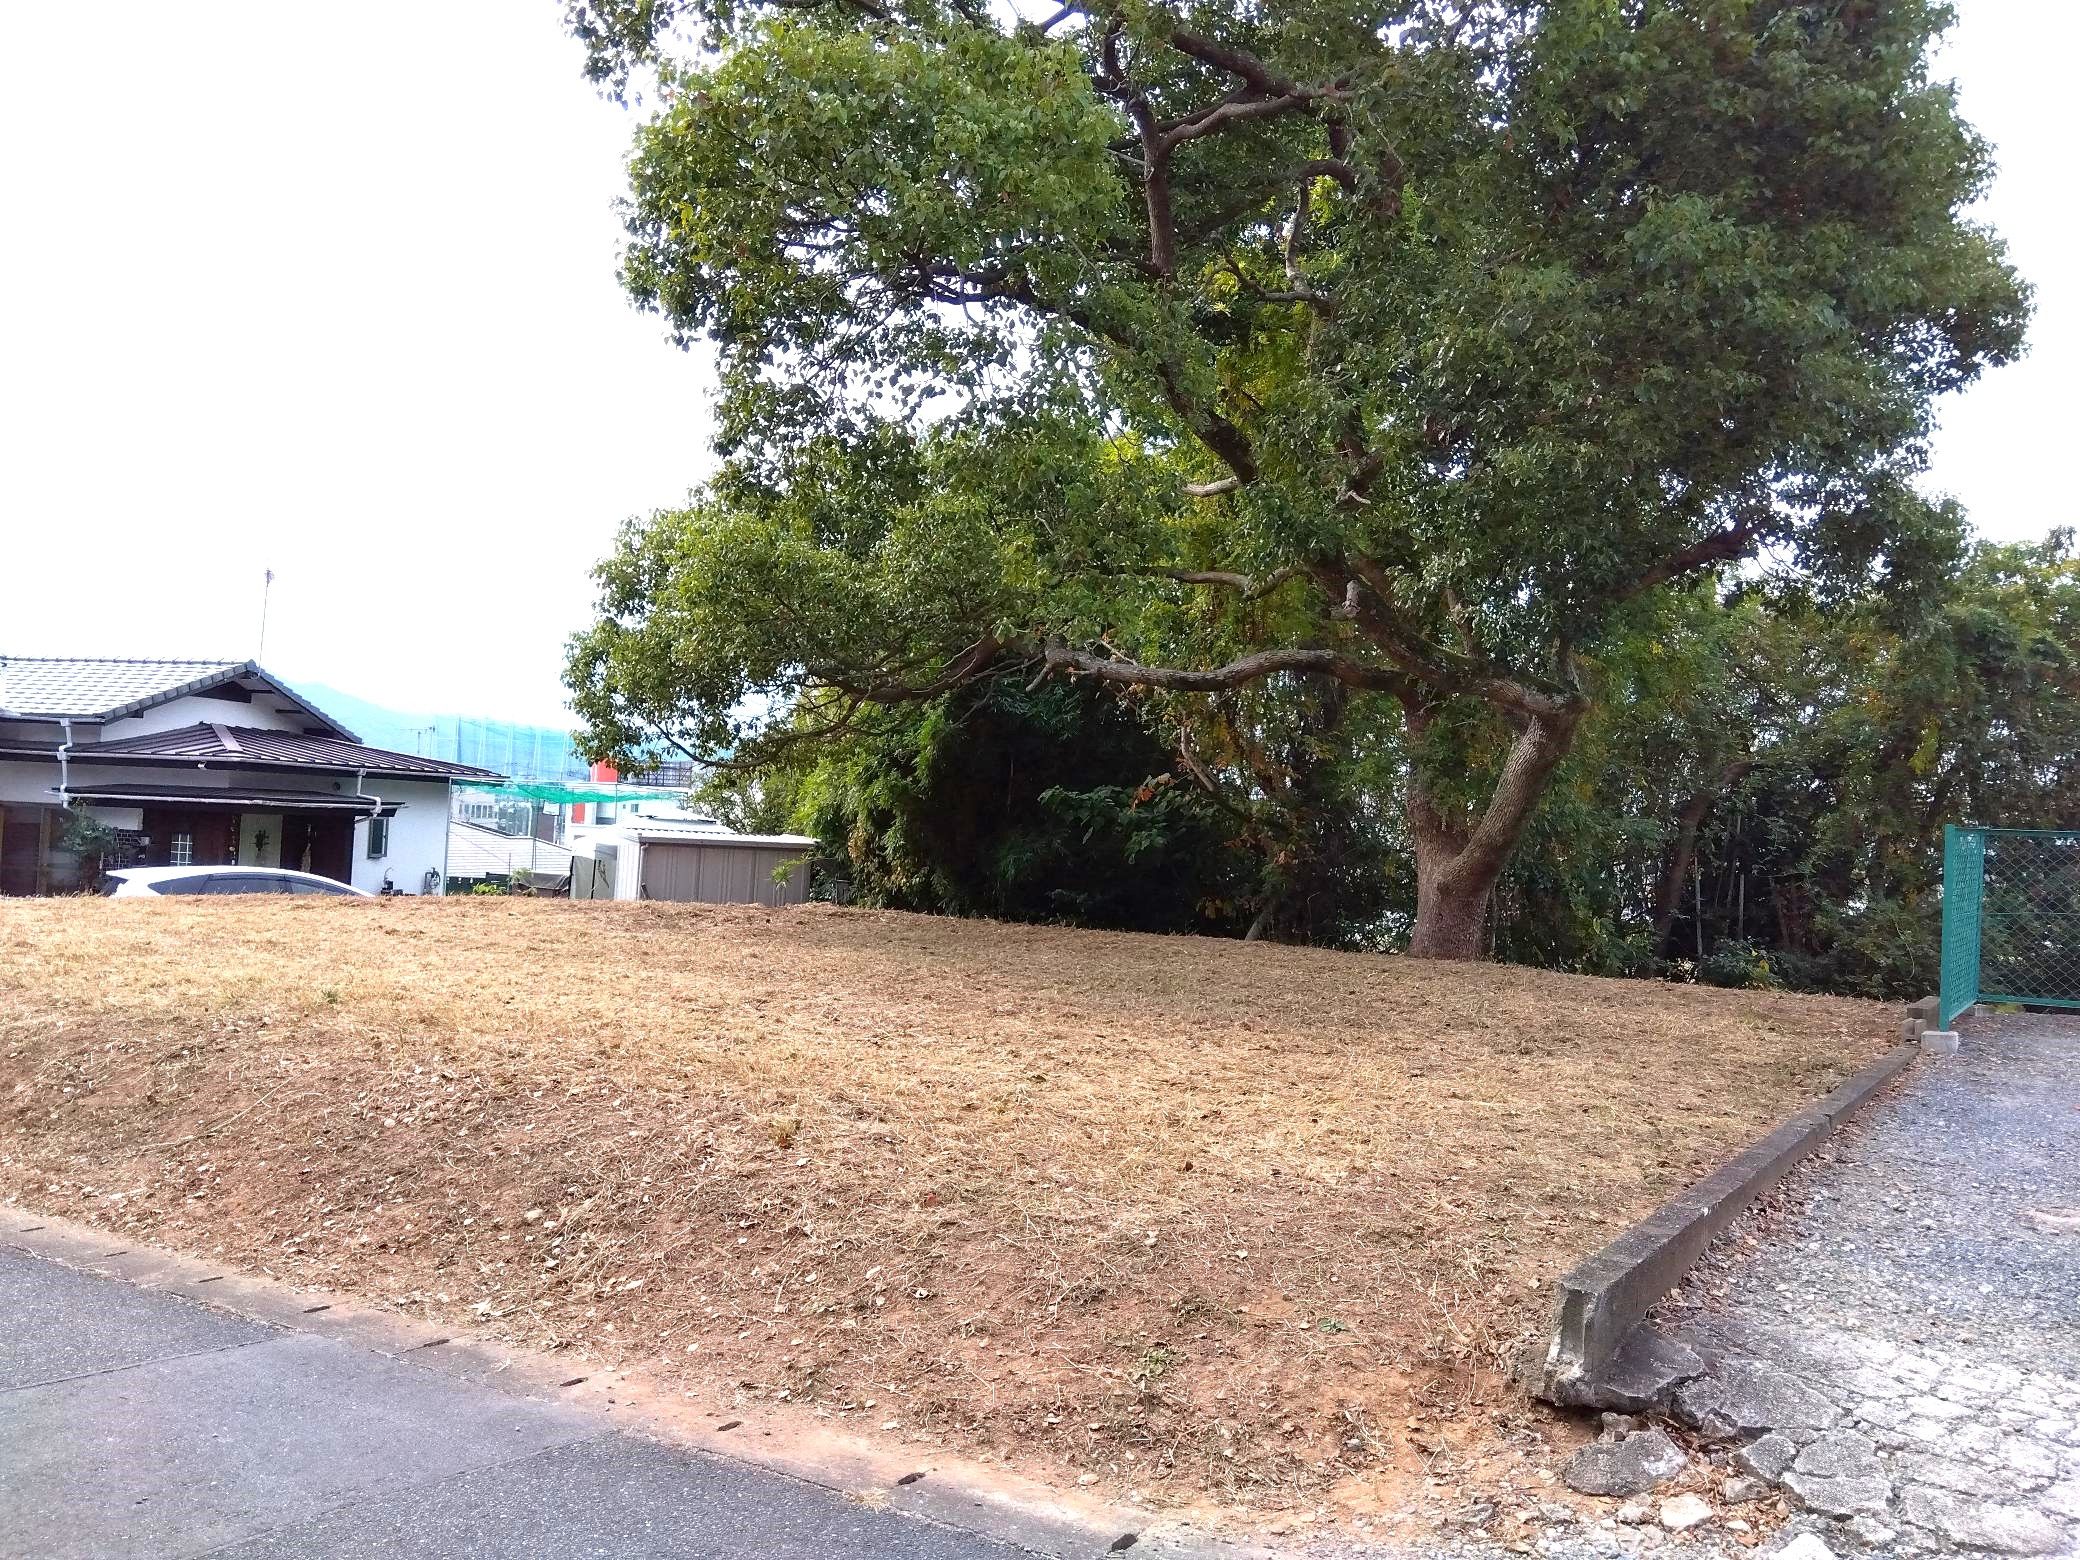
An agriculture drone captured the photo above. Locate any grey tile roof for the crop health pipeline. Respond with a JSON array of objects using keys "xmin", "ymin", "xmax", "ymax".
[
  {"xmin": 0, "ymin": 656, "xmax": 359, "ymax": 741},
  {"xmin": 0, "ymin": 657, "xmax": 249, "ymax": 720},
  {"xmin": 77, "ymin": 723, "xmax": 502, "ymax": 780}
]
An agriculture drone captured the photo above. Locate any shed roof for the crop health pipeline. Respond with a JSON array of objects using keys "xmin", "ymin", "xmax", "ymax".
[{"xmin": 622, "ymin": 825, "xmax": 818, "ymax": 849}]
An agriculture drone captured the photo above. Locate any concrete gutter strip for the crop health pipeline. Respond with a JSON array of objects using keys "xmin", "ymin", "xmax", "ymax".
[{"xmin": 1534, "ymin": 1038, "xmax": 1919, "ymax": 1407}]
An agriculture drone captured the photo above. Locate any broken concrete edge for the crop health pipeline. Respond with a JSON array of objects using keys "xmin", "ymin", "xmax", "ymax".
[
  {"xmin": 1531, "ymin": 1040, "xmax": 1918, "ymax": 1409},
  {"xmin": 1900, "ymin": 994, "xmax": 1937, "ymax": 1044},
  {"xmin": 0, "ymin": 1205, "xmax": 1256, "ymax": 1560}
]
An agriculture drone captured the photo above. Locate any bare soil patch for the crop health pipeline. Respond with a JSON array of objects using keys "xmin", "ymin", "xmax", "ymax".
[{"xmin": 0, "ymin": 897, "xmax": 1886, "ymax": 1526}]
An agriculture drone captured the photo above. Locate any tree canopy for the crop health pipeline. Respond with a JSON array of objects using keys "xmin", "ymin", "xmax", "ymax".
[{"xmin": 565, "ymin": 0, "xmax": 2028, "ymax": 956}]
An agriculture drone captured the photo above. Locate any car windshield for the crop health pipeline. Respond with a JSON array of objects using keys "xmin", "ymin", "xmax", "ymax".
[{"xmin": 148, "ymin": 875, "xmax": 216, "ymax": 894}]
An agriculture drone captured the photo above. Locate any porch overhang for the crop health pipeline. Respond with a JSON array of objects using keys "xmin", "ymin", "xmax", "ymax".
[{"xmin": 59, "ymin": 784, "xmax": 399, "ymax": 816}]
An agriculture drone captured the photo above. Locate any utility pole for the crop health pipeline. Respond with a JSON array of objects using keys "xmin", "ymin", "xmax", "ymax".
[{"xmin": 257, "ymin": 569, "xmax": 275, "ymax": 662}]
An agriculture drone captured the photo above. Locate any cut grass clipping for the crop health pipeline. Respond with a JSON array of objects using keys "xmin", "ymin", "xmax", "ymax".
[{"xmin": 0, "ymin": 898, "xmax": 1886, "ymax": 1510}]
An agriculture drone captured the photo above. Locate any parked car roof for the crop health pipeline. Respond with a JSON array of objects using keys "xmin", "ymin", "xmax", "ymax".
[{"xmin": 106, "ymin": 866, "xmax": 373, "ymax": 895}]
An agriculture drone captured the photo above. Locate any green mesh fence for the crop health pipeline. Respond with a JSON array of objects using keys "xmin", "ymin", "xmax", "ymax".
[
  {"xmin": 1940, "ymin": 825, "xmax": 2080, "ymax": 1026},
  {"xmin": 1939, "ymin": 826, "xmax": 1984, "ymax": 1026}
]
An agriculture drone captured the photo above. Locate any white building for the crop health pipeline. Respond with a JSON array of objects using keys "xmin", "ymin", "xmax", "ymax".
[
  {"xmin": 446, "ymin": 817, "xmax": 574, "ymax": 892},
  {"xmin": 0, "ymin": 657, "xmax": 500, "ymax": 895}
]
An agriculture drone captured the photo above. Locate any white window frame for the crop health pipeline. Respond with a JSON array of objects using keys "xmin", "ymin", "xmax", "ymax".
[
  {"xmin": 366, "ymin": 816, "xmax": 390, "ymax": 860},
  {"xmin": 169, "ymin": 832, "xmax": 194, "ymax": 867}
]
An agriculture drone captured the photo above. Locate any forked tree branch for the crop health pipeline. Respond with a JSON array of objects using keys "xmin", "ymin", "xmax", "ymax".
[
  {"xmin": 1029, "ymin": 636, "xmax": 1413, "ymax": 695},
  {"xmin": 1612, "ymin": 520, "xmax": 1767, "ymax": 604},
  {"xmin": 1117, "ymin": 564, "xmax": 1300, "ymax": 600}
]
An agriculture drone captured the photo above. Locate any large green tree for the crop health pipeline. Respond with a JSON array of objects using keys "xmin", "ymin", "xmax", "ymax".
[
  {"xmin": 565, "ymin": 0, "xmax": 2025, "ymax": 957},
  {"xmin": 1479, "ymin": 529, "xmax": 2080, "ymax": 995}
]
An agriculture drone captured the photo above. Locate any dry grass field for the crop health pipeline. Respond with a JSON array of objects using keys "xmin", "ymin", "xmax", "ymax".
[{"xmin": 0, "ymin": 896, "xmax": 1888, "ymax": 1517}]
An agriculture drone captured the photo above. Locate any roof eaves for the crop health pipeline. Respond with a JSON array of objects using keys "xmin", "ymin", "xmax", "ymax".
[
  {"xmin": 7, "ymin": 659, "xmax": 363, "ymax": 740},
  {"xmin": 89, "ymin": 660, "xmax": 253, "ymax": 722}
]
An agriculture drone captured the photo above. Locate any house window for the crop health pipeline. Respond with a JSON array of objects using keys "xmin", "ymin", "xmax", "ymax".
[
  {"xmin": 366, "ymin": 817, "xmax": 390, "ymax": 860},
  {"xmin": 169, "ymin": 832, "xmax": 194, "ymax": 867}
]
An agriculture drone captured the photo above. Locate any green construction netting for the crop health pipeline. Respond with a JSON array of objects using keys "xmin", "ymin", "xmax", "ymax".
[{"xmin": 455, "ymin": 780, "xmax": 686, "ymax": 804}]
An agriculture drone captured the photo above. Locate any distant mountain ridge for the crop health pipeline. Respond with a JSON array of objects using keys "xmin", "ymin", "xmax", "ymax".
[{"xmin": 289, "ymin": 681, "xmax": 588, "ymax": 782}]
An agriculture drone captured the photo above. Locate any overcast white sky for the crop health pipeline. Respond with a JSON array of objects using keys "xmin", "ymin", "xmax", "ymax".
[{"xmin": 1, "ymin": 3, "xmax": 2073, "ymax": 728}]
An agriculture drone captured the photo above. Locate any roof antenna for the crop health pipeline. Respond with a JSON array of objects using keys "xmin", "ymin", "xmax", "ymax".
[{"xmin": 257, "ymin": 568, "xmax": 275, "ymax": 664}]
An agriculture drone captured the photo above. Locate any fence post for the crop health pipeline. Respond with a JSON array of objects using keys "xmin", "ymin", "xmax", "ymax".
[{"xmin": 1938, "ymin": 824, "xmax": 1984, "ymax": 1027}]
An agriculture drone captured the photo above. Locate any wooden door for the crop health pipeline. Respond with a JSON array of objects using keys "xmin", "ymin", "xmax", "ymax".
[
  {"xmin": 279, "ymin": 814, "xmax": 355, "ymax": 884},
  {"xmin": 140, "ymin": 809, "xmax": 234, "ymax": 868}
]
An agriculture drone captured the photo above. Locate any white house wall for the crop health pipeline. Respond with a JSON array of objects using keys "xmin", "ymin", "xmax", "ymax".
[
  {"xmin": 0, "ymin": 764, "xmax": 53, "ymax": 806},
  {"xmin": 103, "ymin": 692, "xmax": 319, "ymax": 739},
  {"xmin": 350, "ymin": 778, "xmax": 451, "ymax": 895}
]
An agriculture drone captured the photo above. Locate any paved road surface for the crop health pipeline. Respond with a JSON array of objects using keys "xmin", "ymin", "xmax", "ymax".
[{"xmin": 0, "ymin": 1244, "xmax": 1054, "ymax": 1560}]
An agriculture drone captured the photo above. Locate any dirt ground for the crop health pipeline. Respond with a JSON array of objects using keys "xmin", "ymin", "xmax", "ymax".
[{"xmin": 0, "ymin": 896, "xmax": 1888, "ymax": 1532}]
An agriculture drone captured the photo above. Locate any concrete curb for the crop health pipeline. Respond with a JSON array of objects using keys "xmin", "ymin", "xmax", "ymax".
[{"xmin": 1531, "ymin": 1039, "xmax": 1919, "ymax": 1408}]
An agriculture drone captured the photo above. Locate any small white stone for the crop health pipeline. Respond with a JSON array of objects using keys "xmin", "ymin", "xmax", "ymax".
[
  {"xmin": 1659, "ymin": 1493, "xmax": 1711, "ymax": 1531},
  {"xmin": 1770, "ymin": 1535, "xmax": 1842, "ymax": 1560}
]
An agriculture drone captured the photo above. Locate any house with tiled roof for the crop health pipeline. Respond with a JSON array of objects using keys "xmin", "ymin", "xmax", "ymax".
[{"xmin": 0, "ymin": 657, "xmax": 501, "ymax": 895}]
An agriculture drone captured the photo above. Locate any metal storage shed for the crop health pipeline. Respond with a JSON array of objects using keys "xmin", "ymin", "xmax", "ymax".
[{"xmin": 569, "ymin": 820, "xmax": 816, "ymax": 905}]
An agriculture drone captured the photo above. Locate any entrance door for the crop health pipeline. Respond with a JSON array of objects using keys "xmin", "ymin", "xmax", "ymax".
[{"xmin": 279, "ymin": 814, "xmax": 354, "ymax": 884}]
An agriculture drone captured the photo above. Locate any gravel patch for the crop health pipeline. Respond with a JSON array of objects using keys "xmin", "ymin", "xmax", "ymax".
[
  {"xmin": 1304, "ymin": 1012, "xmax": 2080, "ymax": 1560},
  {"xmin": 1651, "ymin": 1012, "xmax": 2080, "ymax": 1557}
]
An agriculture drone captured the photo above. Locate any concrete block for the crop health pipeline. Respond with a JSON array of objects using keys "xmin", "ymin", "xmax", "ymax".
[
  {"xmin": 1560, "ymin": 1328, "xmax": 1704, "ymax": 1414},
  {"xmin": 1971, "ymin": 1003, "xmax": 1992, "ymax": 1018},
  {"xmin": 1531, "ymin": 1043, "xmax": 1917, "ymax": 1406},
  {"xmin": 1922, "ymin": 1030, "xmax": 1960, "ymax": 1056}
]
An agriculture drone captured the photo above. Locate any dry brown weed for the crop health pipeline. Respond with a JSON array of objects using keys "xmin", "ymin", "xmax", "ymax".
[{"xmin": 0, "ymin": 896, "xmax": 1887, "ymax": 1512}]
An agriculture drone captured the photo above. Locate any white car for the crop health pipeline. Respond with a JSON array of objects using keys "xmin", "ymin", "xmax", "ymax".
[{"xmin": 103, "ymin": 866, "xmax": 372, "ymax": 897}]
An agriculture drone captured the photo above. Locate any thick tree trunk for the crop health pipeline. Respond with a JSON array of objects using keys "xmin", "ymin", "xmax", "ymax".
[
  {"xmin": 1404, "ymin": 705, "xmax": 1581, "ymax": 961},
  {"xmin": 1408, "ymin": 842, "xmax": 1494, "ymax": 959}
]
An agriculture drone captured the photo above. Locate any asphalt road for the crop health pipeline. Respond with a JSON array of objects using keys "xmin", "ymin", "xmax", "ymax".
[{"xmin": 0, "ymin": 1245, "xmax": 1046, "ymax": 1560}]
